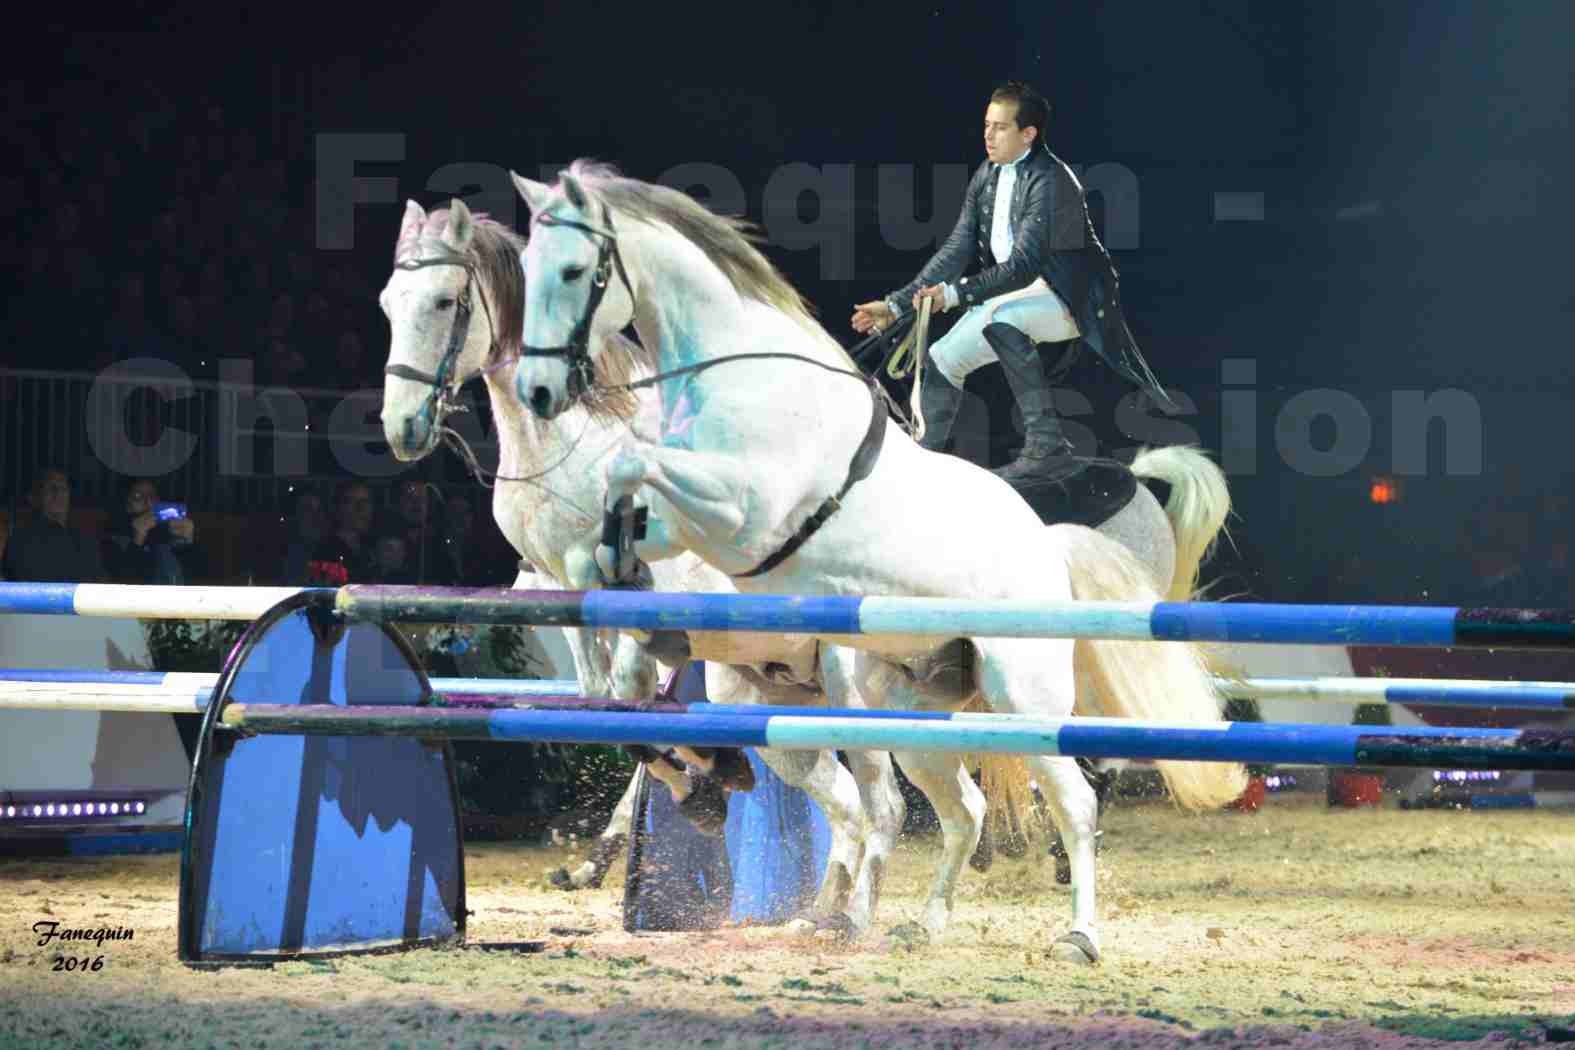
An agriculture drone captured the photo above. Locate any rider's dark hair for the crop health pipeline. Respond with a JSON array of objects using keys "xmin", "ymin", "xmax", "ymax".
[{"xmin": 989, "ymin": 81, "xmax": 1050, "ymax": 146}]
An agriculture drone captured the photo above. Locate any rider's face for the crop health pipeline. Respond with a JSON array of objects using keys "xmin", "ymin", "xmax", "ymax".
[{"xmin": 984, "ymin": 101, "xmax": 1035, "ymax": 164}]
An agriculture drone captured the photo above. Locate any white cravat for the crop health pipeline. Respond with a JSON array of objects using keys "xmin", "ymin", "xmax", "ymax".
[
  {"xmin": 990, "ymin": 146, "xmax": 1029, "ymax": 264},
  {"xmin": 936, "ymin": 145, "xmax": 1030, "ymax": 312},
  {"xmin": 897, "ymin": 146, "xmax": 1034, "ymax": 316}
]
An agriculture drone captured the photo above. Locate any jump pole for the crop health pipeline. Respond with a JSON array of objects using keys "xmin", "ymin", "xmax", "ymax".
[
  {"xmin": 4, "ymin": 582, "xmax": 1573, "ymax": 649},
  {"xmin": 2, "ymin": 670, "xmax": 1572, "ymax": 714},
  {"xmin": 215, "ymin": 703, "xmax": 1575, "ymax": 772}
]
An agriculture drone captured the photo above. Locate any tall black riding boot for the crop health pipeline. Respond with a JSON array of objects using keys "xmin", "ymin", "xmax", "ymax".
[
  {"xmin": 983, "ymin": 322, "xmax": 1073, "ymax": 485},
  {"xmin": 916, "ymin": 368, "xmax": 964, "ymax": 453}
]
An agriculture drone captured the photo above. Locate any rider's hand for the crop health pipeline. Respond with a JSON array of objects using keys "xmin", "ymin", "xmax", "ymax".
[
  {"xmin": 913, "ymin": 284, "xmax": 950, "ymax": 315},
  {"xmin": 851, "ymin": 300, "xmax": 895, "ymax": 335}
]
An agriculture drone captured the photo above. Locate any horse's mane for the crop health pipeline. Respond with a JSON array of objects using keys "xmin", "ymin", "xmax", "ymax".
[
  {"xmin": 397, "ymin": 206, "xmax": 640, "ymax": 423},
  {"xmin": 554, "ymin": 159, "xmax": 861, "ymax": 372}
]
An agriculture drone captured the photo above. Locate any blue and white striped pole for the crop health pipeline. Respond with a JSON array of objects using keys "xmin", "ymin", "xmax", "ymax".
[
  {"xmin": 5, "ymin": 582, "xmax": 1574, "ymax": 649},
  {"xmin": 215, "ymin": 702, "xmax": 1575, "ymax": 771},
  {"xmin": 0, "ymin": 669, "xmax": 583, "ymax": 714},
  {"xmin": 1216, "ymin": 676, "xmax": 1575, "ymax": 711},
  {"xmin": 332, "ymin": 586, "xmax": 1575, "ymax": 649},
  {"xmin": 3, "ymin": 669, "xmax": 1572, "ymax": 715},
  {"xmin": 0, "ymin": 583, "xmax": 321, "ymax": 620}
]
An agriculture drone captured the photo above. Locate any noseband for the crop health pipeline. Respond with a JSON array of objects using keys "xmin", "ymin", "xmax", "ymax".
[
  {"xmin": 383, "ymin": 250, "xmax": 501, "ymax": 435},
  {"xmin": 518, "ymin": 202, "xmax": 634, "ymax": 403}
]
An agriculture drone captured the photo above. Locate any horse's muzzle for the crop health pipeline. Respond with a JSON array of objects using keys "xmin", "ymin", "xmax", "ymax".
[{"xmin": 516, "ymin": 368, "xmax": 564, "ymax": 421}]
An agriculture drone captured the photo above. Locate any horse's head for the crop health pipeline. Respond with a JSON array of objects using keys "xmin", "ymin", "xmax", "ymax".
[
  {"xmin": 510, "ymin": 170, "xmax": 634, "ymax": 421},
  {"xmin": 379, "ymin": 198, "xmax": 515, "ymax": 460}
]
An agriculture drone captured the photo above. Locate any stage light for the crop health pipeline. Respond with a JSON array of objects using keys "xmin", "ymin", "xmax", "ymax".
[{"xmin": 1369, "ymin": 476, "xmax": 1399, "ymax": 504}]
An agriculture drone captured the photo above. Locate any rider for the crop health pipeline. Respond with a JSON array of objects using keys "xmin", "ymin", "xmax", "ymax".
[{"xmin": 852, "ymin": 81, "xmax": 1167, "ymax": 514}]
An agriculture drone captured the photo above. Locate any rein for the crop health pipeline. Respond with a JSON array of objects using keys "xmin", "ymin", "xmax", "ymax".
[
  {"xmin": 525, "ymin": 197, "xmax": 916, "ymax": 580},
  {"xmin": 518, "ymin": 203, "xmax": 635, "ymax": 405},
  {"xmin": 385, "ymin": 248, "xmax": 598, "ymax": 494},
  {"xmin": 383, "ymin": 251, "xmax": 508, "ymax": 433}
]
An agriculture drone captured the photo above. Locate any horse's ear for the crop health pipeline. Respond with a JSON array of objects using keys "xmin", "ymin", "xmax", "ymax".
[
  {"xmin": 398, "ymin": 199, "xmax": 427, "ymax": 247},
  {"xmin": 442, "ymin": 198, "xmax": 474, "ymax": 251},
  {"xmin": 510, "ymin": 171, "xmax": 553, "ymax": 215},
  {"xmin": 561, "ymin": 174, "xmax": 588, "ymax": 212}
]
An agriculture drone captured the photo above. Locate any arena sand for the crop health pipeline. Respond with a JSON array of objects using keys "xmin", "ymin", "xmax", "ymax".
[{"xmin": 3, "ymin": 794, "xmax": 1573, "ymax": 1049}]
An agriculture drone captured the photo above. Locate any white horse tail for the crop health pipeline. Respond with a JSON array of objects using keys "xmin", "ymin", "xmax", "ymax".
[
  {"xmin": 1128, "ymin": 445, "xmax": 1231, "ymax": 602},
  {"xmin": 1060, "ymin": 525, "xmax": 1249, "ymax": 812}
]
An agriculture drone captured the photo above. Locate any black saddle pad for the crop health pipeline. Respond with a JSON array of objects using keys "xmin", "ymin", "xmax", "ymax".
[{"xmin": 1011, "ymin": 456, "xmax": 1139, "ymax": 529}]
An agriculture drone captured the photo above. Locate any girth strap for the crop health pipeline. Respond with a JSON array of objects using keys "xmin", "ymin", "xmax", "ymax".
[{"xmin": 734, "ymin": 375, "xmax": 887, "ymax": 579}]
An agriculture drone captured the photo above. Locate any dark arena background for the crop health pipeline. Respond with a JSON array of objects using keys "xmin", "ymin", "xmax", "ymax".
[{"xmin": 3, "ymin": 5, "xmax": 1574, "ymax": 1049}]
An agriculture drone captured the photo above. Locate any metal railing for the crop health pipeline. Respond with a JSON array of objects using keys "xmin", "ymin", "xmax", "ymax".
[{"xmin": 1, "ymin": 367, "xmax": 501, "ymax": 518}]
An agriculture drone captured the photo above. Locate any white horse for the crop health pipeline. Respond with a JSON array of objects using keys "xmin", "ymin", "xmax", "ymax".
[
  {"xmin": 377, "ymin": 198, "xmax": 907, "ymax": 934},
  {"xmin": 509, "ymin": 161, "xmax": 1246, "ymax": 963}
]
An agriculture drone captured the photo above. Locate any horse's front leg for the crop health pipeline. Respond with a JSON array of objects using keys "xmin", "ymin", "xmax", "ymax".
[
  {"xmin": 513, "ymin": 567, "xmax": 614, "ymax": 698},
  {"xmin": 597, "ymin": 442, "xmax": 761, "ymax": 582}
]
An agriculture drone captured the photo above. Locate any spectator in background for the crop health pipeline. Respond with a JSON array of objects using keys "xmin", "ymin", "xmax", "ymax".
[
  {"xmin": 1, "ymin": 468, "xmax": 107, "ymax": 583},
  {"xmin": 333, "ymin": 330, "xmax": 372, "ymax": 390},
  {"xmin": 256, "ymin": 336, "xmax": 307, "ymax": 388},
  {"xmin": 1460, "ymin": 508, "xmax": 1531, "ymax": 606},
  {"xmin": 275, "ymin": 486, "xmax": 330, "ymax": 585},
  {"xmin": 437, "ymin": 492, "xmax": 488, "ymax": 586},
  {"xmin": 102, "ymin": 478, "xmax": 203, "ymax": 585},
  {"xmin": 373, "ymin": 532, "xmax": 418, "ymax": 584},
  {"xmin": 388, "ymin": 479, "xmax": 447, "ymax": 584},
  {"xmin": 310, "ymin": 480, "xmax": 378, "ymax": 582}
]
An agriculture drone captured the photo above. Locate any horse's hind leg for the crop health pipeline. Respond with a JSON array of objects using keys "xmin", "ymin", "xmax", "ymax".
[
  {"xmin": 706, "ymin": 663, "xmax": 869, "ymax": 935},
  {"xmin": 886, "ymin": 747, "xmax": 985, "ymax": 944},
  {"xmin": 818, "ymin": 644, "xmax": 904, "ymax": 936},
  {"xmin": 839, "ymin": 748, "xmax": 903, "ymax": 935},
  {"xmin": 753, "ymin": 746, "xmax": 868, "ymax": 930},
  {"xmin": 852, "ymin": 652, "xmax": 984, "ymax": 945},
  {"xmin": 547, "ymin": 767, "xmax": 638, "ymax": 890},
  {"xmin": 973, "ymin": 635, "xmax": 1101, "ymax": 964}
]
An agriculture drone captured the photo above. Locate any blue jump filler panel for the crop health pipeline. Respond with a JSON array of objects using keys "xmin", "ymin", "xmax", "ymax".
[{"xmin": 178, "ymin": 592, "xmax": 465, "ymax": 965}]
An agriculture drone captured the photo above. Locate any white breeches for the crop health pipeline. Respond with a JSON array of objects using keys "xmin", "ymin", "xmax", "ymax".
[{"xmin": 928, "ymin": 278, "xmax": 1081, "ymax": 388}]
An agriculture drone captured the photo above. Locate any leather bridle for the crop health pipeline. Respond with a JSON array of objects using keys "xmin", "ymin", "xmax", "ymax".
[
  {"xmin": 517, "ymin": 202, "xmax": 634, "ymax": 406},
  {"xmin": 382, "ymin": 250, "xmax": 502, "ymax": 441}
]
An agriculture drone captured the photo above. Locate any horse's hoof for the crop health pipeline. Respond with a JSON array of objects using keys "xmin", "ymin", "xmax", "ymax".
[
  {"xmin": 583, "ymin": 833, "xmax": 625, "ymax": 889},
  {"xmin": 811, "ymin": 912, "xmax": 858, "ymax": 942},
  {"xmin": 885, "ymin": 922, "xmax": 930, "ymax": 951},
  {"xmin": 676, "ymin": 776, "xmax": 729, "ymax": 837},
  {"xmin": 594, "ymin": 544, "xmax": 620, "ymax": 584},
  {"xmin": 789, "ymin": 910, "xmax": 856, "ymax": 941},
  {"xmin": 969, "ymin": 829, "xmax": 994, "ymax": 873},
  {"xmin": 1054, "ymin": 855, "xmax": 1071, "ymax": 885},
  {"xmin": 547, "ymin": 868, "xmax": 574, "ymax": 890},
  {"xmin": 641, "ymin": 629, "xmax": 693, "ymax": 665},
  {"xmin": 706, "ymin": 748, "xmax": 756, "ymax": 793},
  {"xmin": 1049, "ymin": 930, "xmax": 1100, "ymax": 966}
]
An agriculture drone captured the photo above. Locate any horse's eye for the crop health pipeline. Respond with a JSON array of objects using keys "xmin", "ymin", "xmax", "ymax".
[
  {"xmin": 562, "ymin": 265, "xmax": 586, "ymax": 282},
  {"xmin": 435, "ymin": 297, "xmax": 455, "ymax": 310}
]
